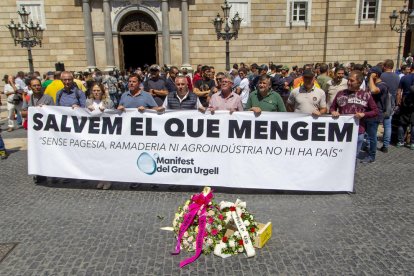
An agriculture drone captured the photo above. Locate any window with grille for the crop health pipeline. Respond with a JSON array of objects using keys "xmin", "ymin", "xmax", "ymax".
[
  {"xmin": 292, "ymin": 2, "xmax": 307, "ymax": 22},
  {"xmin": 356, "ymin": 0, "xmax": 382, "ymax": 25},
  {"xmin": 16, "ymin": 0, "xmax": 46, "ymax": 28},
  {"xmin": 286, "ymin": 0, "xmax": 312, "ymax": 27},
  {"xmin": 228, "ymin": 0, "xmax": 250, "ymax": 27},
  {"xmin": 362, "ymin": 0, "xmax": 377, "ymax": 20}
]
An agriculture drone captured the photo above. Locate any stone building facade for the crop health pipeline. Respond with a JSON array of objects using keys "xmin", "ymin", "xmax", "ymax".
[{"xmin": 0, "ymin": 0, "xmax": 412, "ymax": 79}]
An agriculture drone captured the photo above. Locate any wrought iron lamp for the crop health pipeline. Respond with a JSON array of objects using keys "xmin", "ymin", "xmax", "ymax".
[
  {"xmin": 6, "ymin": 6, "xmax": 44, "ymax": 73},
  {"xmin": 389, "ymin": 3, "xmax": 414, "ymax": 69},
  {"xmin": 213, "ymin": 1, "xmax": 242, "ymax": 71}
]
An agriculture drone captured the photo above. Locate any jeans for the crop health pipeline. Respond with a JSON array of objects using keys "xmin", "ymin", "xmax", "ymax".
[
  {"xmin": 398, "ymin": 124, "xmax": 414, "ymax": 144},
  {"xmin": 382, "ymin": 115, "xmax": 392, "ymax": 148},
  {"xmin": 7, "ymin": 102, "xmax": 22, "ymax": 129},
  {"xmin": 0, "ymin": 135, "xmax": 5, "ymax": 151},
  {"xmin": 365, "ymin": 120, "xmax": 379, "ymax": 160},
  {"xmin": 356, "ymin": 133, "xmax": 365, "ymax": 157}
]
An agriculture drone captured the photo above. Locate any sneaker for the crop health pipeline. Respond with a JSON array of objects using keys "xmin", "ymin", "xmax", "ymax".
[
  {"xmin": 380, "ymin": 146, "xmax": 388, "ymax": 153},
  {"xmin": 360, "ymin": 157, "xmax": 375, "ymax": 163},
  {"xmin": 410, "ymin": 144, "xmax": 414, "ymax": 150},
  {"xmin": 0, "ymin": 150, "xmax": 8, "ymax": 160},
  {"xmin": 396, "ymin": 142, "xmax": 405, "ymax": 148}
]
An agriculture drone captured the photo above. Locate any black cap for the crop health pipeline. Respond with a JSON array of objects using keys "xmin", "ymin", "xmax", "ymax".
[
  {"xmin": 369, "ymin": 66, "xmax": 382, "ymax": 77},
  {"xmin": 259, "ymin": 64, "xmax": 268, "ymax": 71}
]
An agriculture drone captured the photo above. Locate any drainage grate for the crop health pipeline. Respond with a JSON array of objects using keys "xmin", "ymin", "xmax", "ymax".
[{"xmin": 0, "ymin": 243, "xmax": 18, "ymax": 263}]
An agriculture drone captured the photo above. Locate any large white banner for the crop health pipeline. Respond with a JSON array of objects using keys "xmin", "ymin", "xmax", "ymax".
[{"xmin": 28, "ymin": 106, "xmax": 358, "ymax": 192}]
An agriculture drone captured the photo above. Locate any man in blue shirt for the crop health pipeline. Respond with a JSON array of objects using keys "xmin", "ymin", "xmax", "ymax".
[
  {"xmin": 117, "ymin": 73, "xmax": 164, "ymax": 112},
  {"xmin": 56, "ymin": 71, "xmax": 86, "ymax": 108},
  {"xmin": 118, "ymin": 73, "xmax": 163, "ymax": 190},
  {"xmin": 379, "ymin": 59, "xmax": 400, "ymax": 152}
]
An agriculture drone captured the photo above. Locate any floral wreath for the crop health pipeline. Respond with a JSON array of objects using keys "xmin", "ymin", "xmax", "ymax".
[
  {"xmin": 214, "ymin": 200, "xmax": 258, "ymax": 257},
  {"xmin": 172, "ymin": 192, "xmax": 226, "ymax": 255}
]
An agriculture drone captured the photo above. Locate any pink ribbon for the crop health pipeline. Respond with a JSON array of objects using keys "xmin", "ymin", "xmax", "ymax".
[{"xmin": 172, "ymin": 191, "xmax": 213, "ymax": 268}]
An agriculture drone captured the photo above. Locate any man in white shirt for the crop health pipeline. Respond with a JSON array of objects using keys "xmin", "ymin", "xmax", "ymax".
[
  {"xmin": 287, "ymin": 69, "xmax": 327, "ymax": 116},
  {"xmin": 236, "ymin": 68, "xmax": 250, "ymax": 109}
]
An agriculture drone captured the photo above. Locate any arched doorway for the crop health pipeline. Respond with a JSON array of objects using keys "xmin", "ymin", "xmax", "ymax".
[{"xmin": 119, "ymin": 12, "xmax": 158, "ymax": 71}]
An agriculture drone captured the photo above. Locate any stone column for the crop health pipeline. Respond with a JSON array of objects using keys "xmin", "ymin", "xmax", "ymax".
[
  {"xmin": 103, "ymin": 0, "xmax": 116, "ymax": 71},
  {"xmin": 181, "ymin": 0, "xmax": 190, "ymax": 67},
  {"xmin": 161, "ymin": 0, "xmax": 171, "ymax": 65},
  {"xmin": 82, "ymin": 0, "xmax": 96, "ymax": 70}
]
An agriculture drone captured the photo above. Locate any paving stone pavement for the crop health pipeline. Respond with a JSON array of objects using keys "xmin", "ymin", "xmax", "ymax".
[{"xmin": 0, "ymin": 127, "xmax": 413, "ymax": 275}]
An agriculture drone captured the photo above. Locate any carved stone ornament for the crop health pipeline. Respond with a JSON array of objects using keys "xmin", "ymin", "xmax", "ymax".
[
  {"xmin": 120, "ymin": 12, "xmax": 157, "ymax": 32},
  {"xmin": 112, "ymin": 0, "xmax": 131, "ymax": 14}
]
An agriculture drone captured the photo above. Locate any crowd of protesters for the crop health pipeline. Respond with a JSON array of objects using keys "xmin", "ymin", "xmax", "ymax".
[{"xmin": 0, "ymin": 59, "xmax": 413, "ymax": 185}]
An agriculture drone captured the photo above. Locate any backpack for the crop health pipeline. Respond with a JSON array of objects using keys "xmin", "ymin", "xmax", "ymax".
[{"xmin": 380, "ymin": 82, "xmax": 392, "ymax": 119}]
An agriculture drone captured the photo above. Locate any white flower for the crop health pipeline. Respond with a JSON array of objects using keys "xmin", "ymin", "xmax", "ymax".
[
  {"xmin": 234, "ymin": 231, "xmax": 240, "ymax": 238},
  {"xmin": 218, "ymin": 225, "xmax": 222, "ymax": 231},
  {"xmin": 192, "ymin": 242, "xmax": 197, "ymax": 248},
  {"xmin": 222, "ymin": 242, "xmax": 227, "ymax": 248},
  {"xmin": 244, "ymin": 220, "xmax": 250, "ymax": 227},
  {"xmin": 225, "ymin": 212, "xmax": 232, "ymax": 223},
  {"xmin": 208, "ymin": 210, "xmax": 215, "ymax": 216},
  {"xmin": 249, "ymin": 215, "xmax": 253, "ymax": 220},
  {"xmin": 238, "ymin": 247, "xmax": 244, "ymax": 252},
  {"xmin": 188, "ymin": 236, "xmax": 193, "ymax": 242},
  {"xmin": 220, "ymin": 201, "xmax": 232, "ymax": 209},
  {"xmin": 183, "ymin": 205, "xmax": 188, "ymax": 212},
  {"xmin": 207, "ymin": 238, "xmax": 213, "ymax": 245},
  {"xmin": 184, "ymin": 231, "xmax": 189, "ymax": 238},
  {"xmin": 183, "ymin": 240, "xmax": 189, "ymax": 247},
  {"xmin": 229, "ymin": 240, "xmax": 235, "ymax": 248}
]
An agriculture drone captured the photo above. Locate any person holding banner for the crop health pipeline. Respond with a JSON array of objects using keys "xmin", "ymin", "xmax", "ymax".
[
  {"xmin": 85, "ymin": 82, "xmax": 114, "ymax": 190},
  {"xmin": 21, "ymin": 77, "xmax": 54, "ymax": 183},
  {"xmin": 21, "ymin": 77, "xmax": 54, "ymax": 116},
  {"xmin": 208, "ymin": 74, "xmax": 243, "ymax": 113},
  {"xmin": 246, "ymin": 74, "xmax": 286, "ymax": 115},
  {"xmin": 86, "ymin": 82, "xmax": 114, "ymax": 112},
  {"xmin": 287, "ymin": 69, "xmax": 327, "ymax": 116},
  {"xmin": 330, "ymin": 70, "xmax": 378, "ymax": 157},
  {"xmin": 117, "ymin": 73, "xmax": 164, "ymax": 113},
  {"xmin": 55, "ymin": 71, "xmax": 87, "ymax": 108},
  {"xmin": 117, "ymin": 73, "xmax": 164, "ymax": 190},
  {"xmin": 163, "ymin": 76, "xmax": 202, "ymax": 110}
]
